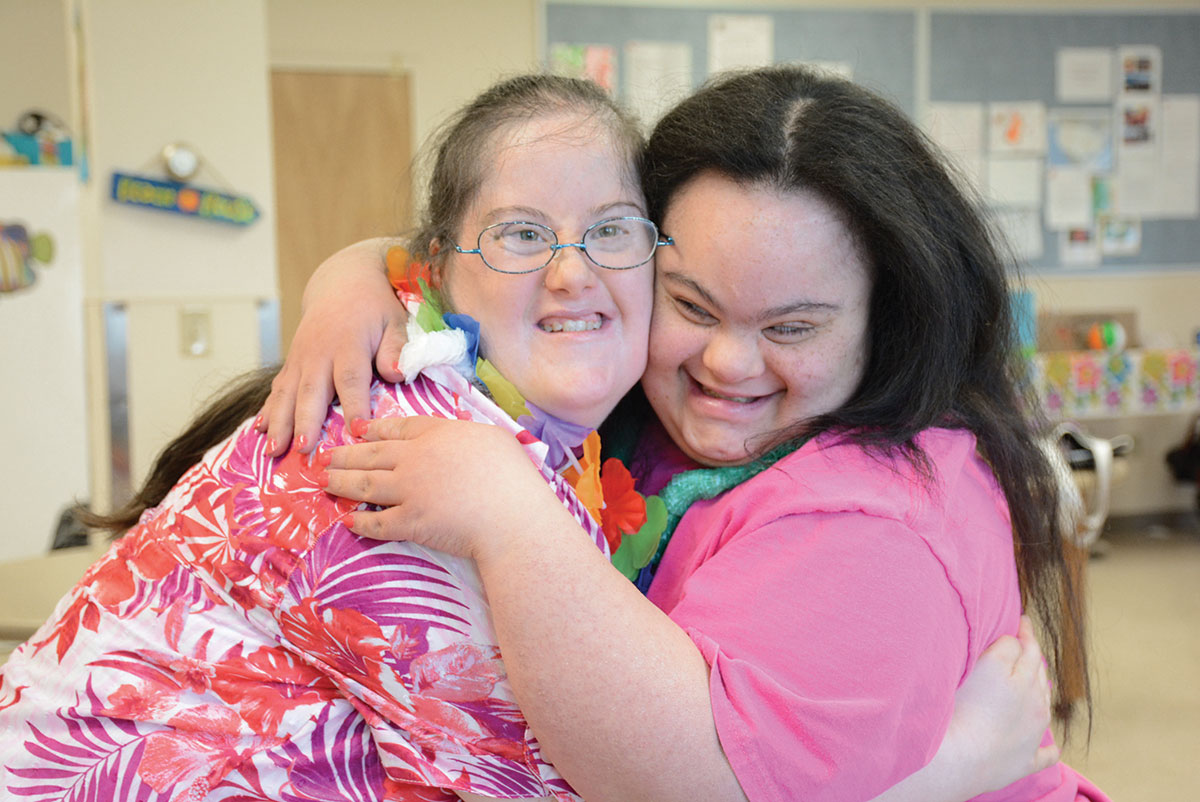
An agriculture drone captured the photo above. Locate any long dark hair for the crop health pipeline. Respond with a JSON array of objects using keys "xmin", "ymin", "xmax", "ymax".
[{"xmin": 643, "ymin": 65, "xmax": 1089, "ymax": 731}]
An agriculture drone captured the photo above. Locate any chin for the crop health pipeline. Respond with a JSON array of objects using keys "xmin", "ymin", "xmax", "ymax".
[
  {"xmin": 539, "ymin": 397, "xmax": 614, "ymax": 430},
  {"xmin": 680, "ymin": 438, "xmax": 755, "ymax": 468}
]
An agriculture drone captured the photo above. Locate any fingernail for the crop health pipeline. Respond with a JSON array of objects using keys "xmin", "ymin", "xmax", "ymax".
[
  {"xmin": 294, "ymin": 434, "xmax": 308, "ymax": 451},
  {"xmin": 316, "ymin": 469, "xmax": 329, "ymax": 488},
  {"xmin": 345, "ymin": 513, "xmax": 355, "ymax": 529},
  {"xmin": 316, "ymin": 449, "xmax": 332, "ymax": 467},
  {"xmin": 350, "ymin": 418, "xmax": 368, "ymax": 438},
  {"xmin": 254, "ymin": 414, "xmax": 264, "ymax": 431},
  {"xmin": 266, "ymin": 438, "xmax": 278, "ymax": 453}
]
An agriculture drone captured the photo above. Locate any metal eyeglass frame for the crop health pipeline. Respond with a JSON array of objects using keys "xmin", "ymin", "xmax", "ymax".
[{"xmin": 453, "ymin": 215, "xmax": 674, "ymax": 274}]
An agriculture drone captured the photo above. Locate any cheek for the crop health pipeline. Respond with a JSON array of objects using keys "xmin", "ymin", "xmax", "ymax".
[
  {"xmin": 618, "ymin": 271, "xmax": 655, "ymax": 332},
  {"xmin": 647, "ymin": 310, "xmax": 688, "ymax": 373}
]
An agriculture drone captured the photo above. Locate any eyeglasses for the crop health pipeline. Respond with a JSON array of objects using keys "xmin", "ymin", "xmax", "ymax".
[{"xmin": 454, "ymin": 216, "xmax": 673, "ymax": 274}]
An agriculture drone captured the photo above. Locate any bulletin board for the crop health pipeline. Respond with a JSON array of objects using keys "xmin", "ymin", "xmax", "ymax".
[
  {"xmin": 544, "ymin": 5, "xmax": 916, "ymax": 115},
  {"xmin": 929, "ymin": 11, "xmax": 1200, "ymax": 273},
  {"xmin": 544, "ymin": 3, "xmax": 1200, "ymax": 276}
]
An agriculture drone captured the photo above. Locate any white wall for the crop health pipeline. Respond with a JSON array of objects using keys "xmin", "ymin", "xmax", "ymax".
[
  {"xmin": 80, "ymin": 0, "xmax": 278, "ymax": 511},
  {"xmin": 0, "ymin": 2, "xmax": 88, "ymax": 558}
]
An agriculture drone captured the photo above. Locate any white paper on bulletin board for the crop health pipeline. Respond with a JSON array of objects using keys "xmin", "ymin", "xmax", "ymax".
[
  {"xmin": 925, "ymin": 102, "xmax": 985, "ymax": 193},
  {"xmin": 707, "ymin": 14, "xmax": 773, "ymax": 75},
  {"xmin": 1159, "ymin": 95, "xmax": 1200, "ymax": 218},
  {"xmin": 986, "ymin": 156, "xmax": 1043, "ymax": 208},
  {"xmin": 1055, "ymin": 47, "xmax": 1114, "ymax": 103},
  {"xmin": 625, "ymin": 41, "xmax": 693, "ymax": 129},
  {"xmin": 0, "ymin": 167, "xmax": 90, "ymax": 561}
]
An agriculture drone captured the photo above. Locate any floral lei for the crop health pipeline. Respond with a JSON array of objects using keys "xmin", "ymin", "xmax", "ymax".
[{"xmin": 389, "ymin": 247, "xmax": 667, "ymax": 582}]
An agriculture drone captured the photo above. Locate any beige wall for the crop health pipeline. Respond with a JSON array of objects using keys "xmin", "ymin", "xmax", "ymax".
[
  {"xmin": 265, "ymin": 0, "xmax": 540, "ymax": 157},
  {"xmin": 0, "ymin": 0, "xmax": 73, "ymax": 129},
  {"xmin": 79, "ymin": 0, "xmax": 278, "ymax": 515}
]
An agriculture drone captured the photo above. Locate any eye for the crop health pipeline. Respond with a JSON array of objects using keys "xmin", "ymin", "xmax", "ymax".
[
  {"xmin": 763, "ymin": 322, "xmax": 814, "ymax": 343},
  {"xmin": 673, "ymin": 296, "xmax": 716, "ymax": 324},
  {"xmin": 492, "ymin": 223, "xmax": 552, "ymax": 253},
  {"xmin": 499, "ymin": 224, "xmax": 549, "ymax": 242},
  {"xmin": 592, "ymin": 223, "xmax": 622, "ymax": 239}
]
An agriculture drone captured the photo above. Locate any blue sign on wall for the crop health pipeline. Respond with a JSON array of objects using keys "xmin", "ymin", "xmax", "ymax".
[{"xmin": 110, "ymin": 172, "xmax": 259, "ymax": 226}]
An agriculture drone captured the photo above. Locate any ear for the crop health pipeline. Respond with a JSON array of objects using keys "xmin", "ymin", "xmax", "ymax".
[{"xmin": 427, "ymin": 239, "xmax": 445, "ymax": 289}]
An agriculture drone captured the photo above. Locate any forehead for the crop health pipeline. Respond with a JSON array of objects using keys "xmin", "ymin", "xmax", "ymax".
[
  {"xmin": 476, "ymin": 112, "xmax": 638, "ymax": 193},
  {"xmin": 661, "ymin": 173, "xmax": 870, "ymax": 303}
]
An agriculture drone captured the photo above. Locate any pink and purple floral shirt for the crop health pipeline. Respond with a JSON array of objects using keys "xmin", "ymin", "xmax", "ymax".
[{"xmin": 0, "ymin": 364, "xmax": 603, "ymax": 801}]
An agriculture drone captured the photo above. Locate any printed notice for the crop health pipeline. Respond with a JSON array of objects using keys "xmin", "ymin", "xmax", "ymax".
[{"xmin": 1056, "ymin": 47, "xmax": 1114, "ymax": 103}]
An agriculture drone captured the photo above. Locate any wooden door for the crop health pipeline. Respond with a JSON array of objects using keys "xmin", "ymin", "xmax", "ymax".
[{"xmin": 270, "ymin": 70, "xmax": 413, "ymax": 352}]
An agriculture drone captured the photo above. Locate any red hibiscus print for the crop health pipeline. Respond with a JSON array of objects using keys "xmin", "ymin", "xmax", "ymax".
[{"xmin": 410, "ymin": 643, "xmax": 504, "ymax": 703}]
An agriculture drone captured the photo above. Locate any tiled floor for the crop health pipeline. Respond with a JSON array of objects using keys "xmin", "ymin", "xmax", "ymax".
[
  {"xmin": 1057, "ymin": 517, "xmax": 1200, "ymax": 800},
  {"xmin": 2, "ymin": 519, "xmax": 1197, "ymax": 797}
]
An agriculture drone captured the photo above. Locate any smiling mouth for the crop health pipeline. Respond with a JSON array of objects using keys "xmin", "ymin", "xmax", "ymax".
[
  {"xmin": 539, "ymin": 316, "xmax": 603, "ymax": 333},
  {"xmin": 696, "ymin": 381, "xmax": 761, "ymax": 404}
]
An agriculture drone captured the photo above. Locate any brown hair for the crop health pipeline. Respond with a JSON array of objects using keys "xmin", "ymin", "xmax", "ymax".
[{"xmin": 409, "ymin": 73, "xmax": 644, "ymax": 266}]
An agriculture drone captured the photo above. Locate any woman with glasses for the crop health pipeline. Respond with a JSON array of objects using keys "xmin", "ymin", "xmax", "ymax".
[
  {"xmin": 0, "ymin": 74, "xmax": 1050, "ymax": 802},
  {"xmin": 260, "ymin": 67, "xmax": 1107, "ymax": 802}
]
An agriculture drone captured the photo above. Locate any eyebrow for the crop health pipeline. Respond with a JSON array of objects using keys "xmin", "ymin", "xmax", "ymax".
[
  {"xmin": 661, "ymin": 270, "xmax": 840, "ymax": 320},
  {"xmin": 482, "ymin": 200, "xmax": 646, "ymax": 225}
]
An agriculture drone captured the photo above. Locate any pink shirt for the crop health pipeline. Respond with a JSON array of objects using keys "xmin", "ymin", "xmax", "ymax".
[{"xmin": 647, "ymin": 427, "xmax": 1108, "ymax": 802}]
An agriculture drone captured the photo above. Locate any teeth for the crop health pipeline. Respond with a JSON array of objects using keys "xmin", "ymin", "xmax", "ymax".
[
  {"xmin": 700, "ymin": 385, "xmax": 756, "ymax": 403},
  {"xmin": 540, "ymin": 319, "xmax": 602, "ymax": 333}
]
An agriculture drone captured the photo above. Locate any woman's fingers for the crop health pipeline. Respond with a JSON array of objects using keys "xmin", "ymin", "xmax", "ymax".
[
  {"xmin": 260, "ymin": 366, "xmax": 301, "ymax": 456},
  {"xmin": 324, "ymin": 467, "xmax": 406, "ymax": 506},
  {"xmin": 376, "ymin": 313, "xmax": 410, "ymax": 383},
  {"xmin": 357, "ymin": 415, "xmax": 449, "ymax": 443},
  {"xmin": 290, "ymin": 366, "xmax": 337, "ymax": 454},
  {"xmin": 345, "ymin": 506, "xmax": 410, "ymax": 541},
  {"xmin": 1014, "ymin": 615, "xmax": 1046, "ymax": 675},
  {"xmin": 329, "ymin": 352, "xmax": 374, "ymax": 441}
]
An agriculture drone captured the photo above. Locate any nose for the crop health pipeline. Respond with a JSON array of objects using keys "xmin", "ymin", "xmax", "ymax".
[
  {"xmin": 701, "ymin": 329, "xmax": 766, "ymax": 384},
  {"xmin": 543, "ymin": 242, "xmax": 598, "ymax": 293}
]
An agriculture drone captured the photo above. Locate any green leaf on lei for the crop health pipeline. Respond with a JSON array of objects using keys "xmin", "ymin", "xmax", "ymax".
[
  {"xmin": 610, "ymin": 494, "xmax": 667, "ymax": 581},
  {"xmin": 475, "ymin": 357, "xmax": 531, "ymax": 421},
  {"xmin": 414, "ymin": 278, "xmax": 446, "ymax": 332}
]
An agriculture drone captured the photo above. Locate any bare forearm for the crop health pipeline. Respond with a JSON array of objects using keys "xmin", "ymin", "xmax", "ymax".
[
  {"xmin": 474, "ymin": 495, "xmax": 747, "ymax": 802},
  {"xmin": 299, "ymin": 236, "xmax": 398, "ymax": 312}
]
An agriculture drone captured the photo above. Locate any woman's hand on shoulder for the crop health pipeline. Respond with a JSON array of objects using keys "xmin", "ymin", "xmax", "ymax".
[
  {"xmin": 257, "ymin": 238, "xmax": 410, "ymax": 456},
  {"xmin": 870, "ymin": 616, "xmax": 1057, "ymax": 802},
  {"xmin": 320, "ymin": 416, "xmax": 556, "ymax": 561},
  {"xmin": 947, "ymin": 615, "xmax": 1059, "ymax": 793}
]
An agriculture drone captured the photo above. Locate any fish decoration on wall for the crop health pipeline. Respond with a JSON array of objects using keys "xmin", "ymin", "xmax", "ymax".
[{"xmin": 0, "ymin": 222, "xmax": 55, "ymax": 293}]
